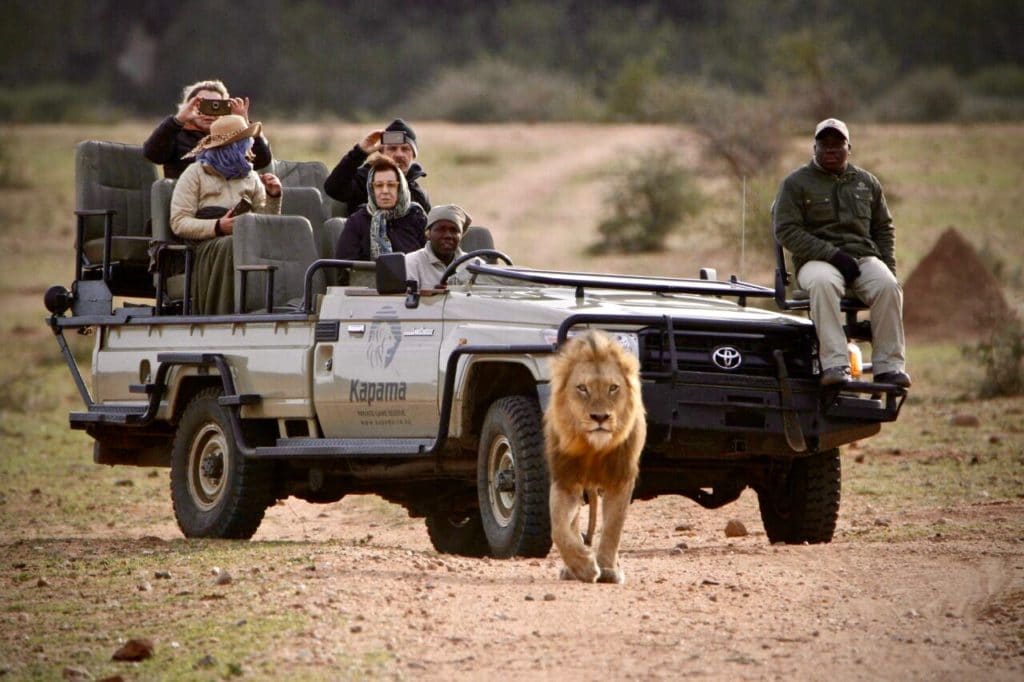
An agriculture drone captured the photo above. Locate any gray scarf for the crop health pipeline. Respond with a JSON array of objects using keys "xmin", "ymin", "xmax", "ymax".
[{"xmin": 366, "ymin": 166, "xmax": 413, "ymax": 260}]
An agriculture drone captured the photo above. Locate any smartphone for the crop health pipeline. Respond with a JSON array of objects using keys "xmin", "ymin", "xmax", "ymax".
[
  {"xmin": 198, "ymin": 98, "xmax": 232, "ymax": 116},
  {"xmin": 380, "ymin": 130, "xmax": 407, "ymax": 146},
  {"xmin": 230, "ymin": 197, "xmax": 252, "ymax": 217}
]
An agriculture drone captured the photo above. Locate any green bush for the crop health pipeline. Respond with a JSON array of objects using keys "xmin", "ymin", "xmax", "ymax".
[
  {"xmin": 588, "ymin": 149, "xmax": 702, "ymax": 254},
  {"xmin": 873, "ymin": 68, "xmax": 963, "ymax": 122},
  {"xmin": 0, "ymin": 82, "xmax": 118, "ymax": 123},
  {"xmin": 963, "ymin": 316, "xmax": 1024, "ymax": 398},
  {"xmin": 399, "ymin": 58, "xmax": 601, "ymax": 123},
  {"xmin": 968, "ymin": 64, "xmax": 1024, "ymax": 98}
]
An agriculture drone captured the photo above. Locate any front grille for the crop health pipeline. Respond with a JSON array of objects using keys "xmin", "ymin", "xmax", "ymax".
[{"xmin": 638, "ymin": 325, "xmax": 815, "ymax": 378}]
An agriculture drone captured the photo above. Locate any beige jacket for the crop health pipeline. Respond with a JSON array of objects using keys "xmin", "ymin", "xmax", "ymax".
[
  {"xmin": 405, "ymin": 243, "xmax": 479, "ymax": 289},
  {"xmin": 169, "ymin": 162, "xmax": 282, "ymax": 240}
]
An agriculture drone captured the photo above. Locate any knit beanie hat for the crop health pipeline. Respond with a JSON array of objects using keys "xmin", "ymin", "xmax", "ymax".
[
  {"xmin": 385, "ymin": 118, "xmax": 418, "ymax": 157},
  {"xmin": 426, "ymin": 204, "xmax": 472, "ymax": 233}
]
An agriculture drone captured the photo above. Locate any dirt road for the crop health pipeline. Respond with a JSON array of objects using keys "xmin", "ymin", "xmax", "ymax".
[
  {"xmin": 241, "ymin": 490, "xmax": 1024, "ymax": 680},
  {"xmin": 6, "ymin": 474, "xmax": 1019, "ymax": 680}
]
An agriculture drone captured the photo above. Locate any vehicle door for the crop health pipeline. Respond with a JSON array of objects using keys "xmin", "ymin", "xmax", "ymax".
[{"xmin": 314, "ymin": 291, "xmax": 445, "ymax": 438}]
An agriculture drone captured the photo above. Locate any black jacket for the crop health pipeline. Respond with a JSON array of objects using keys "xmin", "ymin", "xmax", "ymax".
[
  {"xmin": 324, "ymin": 144, "xmax": 430, "ymax": 213},
  {"xmin": 143, "ymin": 116, "xmax": 273, "ymax": 179},
  {"xmin": 334, "ymin": 205, "xmax": 428, "ymax": 262}
]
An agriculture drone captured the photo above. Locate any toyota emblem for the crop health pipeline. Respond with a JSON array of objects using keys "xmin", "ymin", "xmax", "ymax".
[{"xmin": 711, "ymin": 345, "xmax": 742, "ymax": 370}]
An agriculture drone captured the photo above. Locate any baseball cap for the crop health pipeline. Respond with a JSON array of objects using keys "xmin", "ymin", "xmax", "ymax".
[{"xmin": 814, "ymin": 118, "xmax": 850, "ymax": 143}]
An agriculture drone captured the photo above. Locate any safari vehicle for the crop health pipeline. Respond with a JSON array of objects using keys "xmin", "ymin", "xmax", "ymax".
[{"xmin": 45, "ymin": 142, "xmax": 906, "ymax": 557}]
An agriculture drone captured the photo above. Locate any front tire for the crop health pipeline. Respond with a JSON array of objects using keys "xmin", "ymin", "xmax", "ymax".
[
  {"xmin": 757, "ymin": 448, "xmax": 841, "ymax": 544},
  {"xmin": 476, "ymin": 396, "xmax": 551, "ymax": 558},
  {"xmin": 170, "ymin": 388, "xmax": 272, "ymax": 539}
]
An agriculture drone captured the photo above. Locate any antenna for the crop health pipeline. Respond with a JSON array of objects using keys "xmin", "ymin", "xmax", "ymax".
[{"xmin": 740, "ymin": 176, "xmax": 747, "ymax": 280}]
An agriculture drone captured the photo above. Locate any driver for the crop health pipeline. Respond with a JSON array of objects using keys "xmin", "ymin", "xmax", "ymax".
[{"xmin": 404, "ymin": 204, "xmax": 476, "ymax": 289}]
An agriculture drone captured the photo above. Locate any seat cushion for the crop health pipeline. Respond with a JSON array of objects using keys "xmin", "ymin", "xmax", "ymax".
[{"xmin": 83, "ymin": 236, "xmax": 152, "ymax": 265}]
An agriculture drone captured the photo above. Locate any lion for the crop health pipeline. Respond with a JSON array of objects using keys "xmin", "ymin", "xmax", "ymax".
[{"xmin": 544, "ymin": 329, "xmax": 646, "ymax": 584}]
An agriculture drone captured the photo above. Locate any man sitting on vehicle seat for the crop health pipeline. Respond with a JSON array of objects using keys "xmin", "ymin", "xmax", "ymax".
[
  {"xmin": 405, "ymin": 204, "xmax": 477, "ymax": 290},
  {"xmin": 334, "ymin": 154, "xmax": 427, "ymax": 264},
  {"xmin": 144, "ymin": 78, "xmax": 273, "ymax": 179},
  {"xmin": 324, "ymin": 118, "xmax": 430, "ymax": 212},
  {"xmin": 773, "ymin": 118, "xmax": 910, "ymax": 388}
]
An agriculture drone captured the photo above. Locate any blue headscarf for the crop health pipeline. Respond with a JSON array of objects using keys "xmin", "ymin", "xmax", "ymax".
[{"xmin": 198, "ymin": 137, "xmax": 254, "ymax": 180}]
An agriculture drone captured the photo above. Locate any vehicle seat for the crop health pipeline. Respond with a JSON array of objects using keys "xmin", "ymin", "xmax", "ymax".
[
  {"xmin": 281, "ymin": 185, "xmax": 327, "ymax": 253},
  {"xmin": 261, "ymin": 158, "xmax": 347, "ymax": 218},
  {"xmin": 74, "ymin": 141, "xmax": 159, "ymax": 298},
  {"xmin": 461, "ymin": 225, "xmax": 495, "ymax": 252},
  {"xmin": 233, "ymin": 213, "xmax": 321, "ymax": 313},
  {"xmin": 149, "ymin": 178, "xmax": 191, "ymax": 312},
  {"xmin": 771, "ymin": 223, "xmax": 871, "ymax": 341},
  {"xmin": 461, "ymin": 225, "xmax": 499, "ymax": 264}
]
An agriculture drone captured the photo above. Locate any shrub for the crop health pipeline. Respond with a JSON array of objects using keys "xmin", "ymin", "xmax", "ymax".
[
  {"xmin": 399, "ymin": 58, "xmax": 601, "ymax": 123},
  {"xmin": 588, "ymin": 149, "xmax": 702, "ymax": 254},
  {"xmin": 873, "ymin": 68, "xmax": 963, "ymax": 122},
  {"xmin": 0, "ymin": 82, "xmax": 117, "ymax": 123},
  {"xmin": 963, "ymin": 316, "xmax": 1024, "ymax": 398},
  {"xmin": 694, "ymin": 94, "xmax": 787, "ymax": 180},
  {"xmin": 968, "ymin": 64, "xmax": 1024, "ymax": 98}
]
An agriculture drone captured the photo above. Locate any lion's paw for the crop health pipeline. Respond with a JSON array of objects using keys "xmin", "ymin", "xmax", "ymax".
[
  {"xmin": 597, "ymin": 566, "xmax": 625, "ymax": 584},
  {"xmin": 559, "ymin": 560, "xmax": 599, "ymax": 583}
]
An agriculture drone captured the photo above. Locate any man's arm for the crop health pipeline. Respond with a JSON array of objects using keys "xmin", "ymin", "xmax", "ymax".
[
  {"xmin": 324, "ymin": 144, "xmax": 369, "ymax": 203},
  {"xmin": 773, "ymin": 177, "xmax": 839, "ymax": 263},
  {"xmin": 870, "ymin": 178, "xmax": 896, "ymax": 273}
]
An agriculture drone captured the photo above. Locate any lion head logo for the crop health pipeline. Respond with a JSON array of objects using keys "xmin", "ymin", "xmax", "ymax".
[{"xmin": 366, "ymin": 306, "xmax": 402, "ymax": 369}]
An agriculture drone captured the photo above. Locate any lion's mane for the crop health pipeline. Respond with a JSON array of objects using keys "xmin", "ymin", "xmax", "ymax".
[{"xmin": 544, "ymin": 330, "xmax": 646, "ymax": 491}]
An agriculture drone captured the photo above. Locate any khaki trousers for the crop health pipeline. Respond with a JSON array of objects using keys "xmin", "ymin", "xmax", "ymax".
[{"xmin": 797, "ymin": 256, "xmax": 906, "ymax": 374}]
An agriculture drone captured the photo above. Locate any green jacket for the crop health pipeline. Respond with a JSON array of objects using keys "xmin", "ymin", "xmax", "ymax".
[{"xmin": 773, "ymin": 161, "xmax": 895, "ymax": 276}]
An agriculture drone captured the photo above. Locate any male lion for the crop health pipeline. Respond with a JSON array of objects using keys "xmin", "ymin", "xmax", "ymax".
[{"xmin": 544, "ymin": 330, "xmax": 646, "ymax": 584}]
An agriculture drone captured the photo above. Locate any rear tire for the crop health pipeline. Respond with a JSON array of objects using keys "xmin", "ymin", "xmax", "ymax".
[
  {"xmin": 476, "ymin": 396, "xmax": 552, "ymax": 558},
  {"xmin": 757, "ymin": 448, "xmax": 840, "ymax": 544},
  {"xmin": 425, "ymin": 513, "xmax": 490, "ymax": 557},
  {"xmin": 170, "ymin": 388, "xmax": 272, "ymax": 539}
]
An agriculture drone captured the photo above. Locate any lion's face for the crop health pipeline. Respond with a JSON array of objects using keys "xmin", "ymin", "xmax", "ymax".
[{"xmin": 547, "ymin": 331, "xmax": 643, "ymax": 456}]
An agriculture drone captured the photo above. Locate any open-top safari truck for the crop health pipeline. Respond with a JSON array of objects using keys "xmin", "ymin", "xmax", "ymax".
[{"xmin": 44, "ymin": 141, "xmax": 906, "ymax": 557}]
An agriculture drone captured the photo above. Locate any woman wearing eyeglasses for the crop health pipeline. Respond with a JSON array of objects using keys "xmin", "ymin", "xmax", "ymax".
[{"xmin": 334, "ymin": 154, "xmax": 427, "ymax": 263}]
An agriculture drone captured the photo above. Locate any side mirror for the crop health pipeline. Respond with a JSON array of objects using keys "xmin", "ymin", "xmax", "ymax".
[{"xmin": 375, "ymin": 253, "xmax": 408, "ymax": 294}]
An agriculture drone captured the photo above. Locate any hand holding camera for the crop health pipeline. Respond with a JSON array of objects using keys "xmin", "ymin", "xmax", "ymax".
[{"xmin": 358, "ymin": 130, "xmax": 384, "ymax": 154}]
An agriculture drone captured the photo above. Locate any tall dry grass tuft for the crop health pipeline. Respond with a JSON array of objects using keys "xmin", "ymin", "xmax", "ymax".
[{"xmin": 963, "ymin": 316, "xmax": 1024, "ymax": 398}]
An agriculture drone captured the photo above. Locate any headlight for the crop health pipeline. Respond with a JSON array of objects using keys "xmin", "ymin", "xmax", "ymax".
[{"xmin": 542, "ymin": 329, "xmax": 640, "ymax": 357}]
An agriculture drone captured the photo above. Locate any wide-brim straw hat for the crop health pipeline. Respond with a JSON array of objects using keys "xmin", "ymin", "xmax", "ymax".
[{"xmin": 183, "ymin": 114, "xmax": 262, "ymax": 158}]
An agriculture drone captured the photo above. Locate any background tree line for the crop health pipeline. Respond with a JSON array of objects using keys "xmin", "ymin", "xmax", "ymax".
[{"xmin": 2, "ymin": 0, "xmax": 1022, "ymax": 124}]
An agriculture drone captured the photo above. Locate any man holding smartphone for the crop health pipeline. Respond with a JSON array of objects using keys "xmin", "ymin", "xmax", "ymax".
[
  {"xmin": 144, "ymin": 79, "xmax": 273, "ymax": 179},
  {"xmin": 324, "ymin": 118, "xmax": 431, "ymax": 213}
]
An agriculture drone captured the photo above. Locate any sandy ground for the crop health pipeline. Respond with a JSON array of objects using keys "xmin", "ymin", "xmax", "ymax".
[
  {"xmin": 251, "ymin": 492, "xmax": 1024, "ymax": 680},
  {"xmin": 8, "ymin": 481, "xmax": 1018, "ymax": 680}
]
